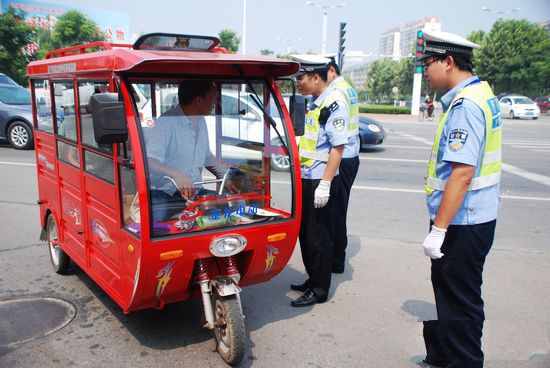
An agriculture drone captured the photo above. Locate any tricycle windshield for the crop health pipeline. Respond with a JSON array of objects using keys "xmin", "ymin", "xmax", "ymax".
[{"xmin": 129, "ymin": 78, "xmax": 294, "ymax": 237}]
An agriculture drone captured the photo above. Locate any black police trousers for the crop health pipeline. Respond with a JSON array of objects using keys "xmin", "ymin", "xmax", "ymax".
[
  {"xmin": 332, "ymin": 156, "xmax": 360, "ymax": 271},
  {"xmin": 424, "ymin": 220, "xmax": 496, "ymax": 368},
  {"xmin": 298, "ymin": 176, "xmax": 340, "ymax": 301}
]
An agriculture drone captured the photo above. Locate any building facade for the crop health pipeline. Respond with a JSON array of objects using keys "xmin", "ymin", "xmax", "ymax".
[{"xmin": 378, "ymin": 16, "xmax": 441, "ymax": 59}]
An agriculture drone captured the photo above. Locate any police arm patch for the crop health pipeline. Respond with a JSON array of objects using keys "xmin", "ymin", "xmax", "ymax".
[
  {"xmin": 448, "ymin": 128, "xmax": 469, "ymax": 151},
  {"xmin": 332, "ymin": 118, "xmax": 345, "ymax": 132}
]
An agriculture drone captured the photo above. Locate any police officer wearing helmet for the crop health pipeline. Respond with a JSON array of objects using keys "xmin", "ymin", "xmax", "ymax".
[
  {"xmin": 327, "ymin": 56, "xmax": 360, "ymax": 273},
  {"xmin": 289, "ymin": 54, "xmax": 349, "ymax": 307},
  {"xmin": 418, "ymin": 30, "xmax": 502, "ymax": 367}
]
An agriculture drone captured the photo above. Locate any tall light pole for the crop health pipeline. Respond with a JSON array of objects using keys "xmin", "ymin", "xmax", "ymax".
[
  {"xmin": 481, "ymin": 6, "xmax": 521, "ymax": 15},
  {"xmin": 277, "ymin": 37, "xmax": 303, "ymax": 54},
  {"xmin": 305, "ymin": 1, "xmax": 346, "ymax": 55},
  {"xmin": 242, "ymin": 0, "xmax": 247, "ymax": 54}
]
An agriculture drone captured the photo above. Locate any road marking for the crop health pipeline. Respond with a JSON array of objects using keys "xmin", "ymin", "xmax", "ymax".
[
  {"xmin": 359, "ymin": 157, "xmax": 427, "ymax": 163},
  {"xmin": 393, "ymin": 132, "xmax": 434, "ymax": 146},
  {"xmin": 501, "ymin": 163, "xmax": 550, "ymax": 187},
  {"xmin": 531, "ymin": 149, "xmax": 550, "ymax": 153},
  {"xmin": 379, "ymin": 144, "xmax": 430, "ymax": 149},
  {"xmin": 393, "ymin": 132, "xmax": 550, "ymax": 187},
  {"xmin": 0, "ymin": 161, "xmax": 35, "ymax": 167},
  {"xmin": 511, "ymin": 145, "xmax": 550, "ymax": 149}
]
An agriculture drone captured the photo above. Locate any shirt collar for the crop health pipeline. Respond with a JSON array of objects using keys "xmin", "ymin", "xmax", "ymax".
[
  {"xmin": 441, "ymin": 76, "xmax": 480, "ymax": 112},
  {"xmin": 328, "ymin": 76, "xmax": 344, "ymax": 88},
  {"xmin": 175, "ymin": 104, "xmax": 192, "ymax": 126},
  {"xmin": 310, "ymin": 85, "xmax": 333, "ymax": 109}
]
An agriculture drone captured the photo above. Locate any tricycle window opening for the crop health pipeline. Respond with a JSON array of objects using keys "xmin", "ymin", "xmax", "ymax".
[
  {"xmin": 52, "ymin": 80, "xmax": 77, "ymax": 142},
  {"xmin": 127, "ymin": 77, "xmax": 294, "ymax": 237},
  {"xmin": 31, "ymin": 79, "xmax": 55, "ymax": 133}
]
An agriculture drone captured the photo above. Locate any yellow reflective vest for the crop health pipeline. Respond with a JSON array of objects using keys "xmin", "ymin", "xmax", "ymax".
[
  {"xmin": 425, "ymin": 81, "xmax": 502, "ymax": 196},
  {"xmin": 331, "ymin": 78, "xmax": 359, "ymax": 136}
]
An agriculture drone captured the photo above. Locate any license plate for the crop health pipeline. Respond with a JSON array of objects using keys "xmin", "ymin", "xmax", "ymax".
[{"xmin": 526, "ymin": 111, "xmax": 533, "ymax": 115}]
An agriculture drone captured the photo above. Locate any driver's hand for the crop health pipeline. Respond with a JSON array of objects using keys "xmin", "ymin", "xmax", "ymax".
[
  {"xmin": 224, "ymin": 178, "xmax": 240, "ymax": 194},
  {"xmin": 174, "ymin": 174, "xmax": 195, "ymax": 199}
]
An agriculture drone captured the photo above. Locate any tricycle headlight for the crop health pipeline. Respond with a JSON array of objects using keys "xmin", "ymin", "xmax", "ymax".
[
  {"xmin": 368, "ymin": 123, "xmax": 381, "ymax": 133},
  {"xmin": 209, "ymin": 235, "xmax": 247, "ymax": 257}
]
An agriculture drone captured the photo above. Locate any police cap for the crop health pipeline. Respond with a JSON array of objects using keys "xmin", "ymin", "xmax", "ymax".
[
  {"xmin": 417, "ymin": 30, "xmax": 480, "ymax": 62},
  {"xmin": 290, "ymin": 54, "xmax": 331, "ymax": 78}
]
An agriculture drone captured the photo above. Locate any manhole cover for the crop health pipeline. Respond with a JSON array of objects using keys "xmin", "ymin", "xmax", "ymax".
[{"xmin": 0, "ymin": 297, "xmax": 76, "ymax": 347}]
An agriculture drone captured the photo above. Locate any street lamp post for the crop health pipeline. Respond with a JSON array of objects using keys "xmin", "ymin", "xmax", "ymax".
[
  {"xmin": 481, "ymin": 6, "xmax": 521, "ymax": 15},
  {"xmin": 277, "ymin": 37, "xmax": 304, "ymax": 54},
  {"xmin": 242, "ymin": 0, "xmax": 247, "ymax": 54},
  {"xmin": 305, "ymin": 1, "xmax": 346, "ymax": 55}
]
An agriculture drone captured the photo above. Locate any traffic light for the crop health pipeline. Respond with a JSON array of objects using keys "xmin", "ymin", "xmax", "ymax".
[
  {"xmin": 338, "ymin": 22, "xmax": 347, "ymax": 68},
  {"xmin": 415, "ymin": 30, "xmax": 424, "ymax": 73}
]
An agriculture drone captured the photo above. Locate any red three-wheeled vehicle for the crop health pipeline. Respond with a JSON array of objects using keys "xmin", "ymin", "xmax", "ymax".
[{"xmin": 28, "ymin": 33, "xmax": 305, "ymax": 365}]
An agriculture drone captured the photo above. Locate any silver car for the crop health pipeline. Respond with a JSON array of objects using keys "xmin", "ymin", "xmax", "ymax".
[{"xmin": 0, "ymin": 83, "xmax": 34, "ymax": 149}]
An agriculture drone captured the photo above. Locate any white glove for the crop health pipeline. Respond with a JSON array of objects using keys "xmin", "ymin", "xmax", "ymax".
[
  {"xmin": 314, "ymin": 180, "xmax": 331, "ymax": 208},
  {"xmin": 422, "ymin": 226, "xmax": 446, "ymax": 259}
]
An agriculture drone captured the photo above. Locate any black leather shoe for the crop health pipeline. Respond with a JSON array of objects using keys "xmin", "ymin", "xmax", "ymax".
[
  {"xmin": 290, "ymin": 282, "xmax": 309, "ymax": 292},
  {"xmin": 332, "ymin": 267, "xmax": 344, "ymax": 274},
  {"xmin": 291, "ymin": 289, "xmax": 320, "ymax": 307}
]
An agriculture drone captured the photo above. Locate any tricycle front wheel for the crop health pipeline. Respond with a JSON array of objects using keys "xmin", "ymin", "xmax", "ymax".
[
  {"xmin": 212, "ymin": 292, "xmax": 245, "ymax": 366},
  {"xmin": 47, "ymin": 214, "xmax": 70, "ymax": 274}
]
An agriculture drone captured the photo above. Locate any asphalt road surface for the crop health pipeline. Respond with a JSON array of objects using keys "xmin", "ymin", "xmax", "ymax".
[{"xmin": 0, "ymin": 114, "xmax": 549, "ymax": 368}]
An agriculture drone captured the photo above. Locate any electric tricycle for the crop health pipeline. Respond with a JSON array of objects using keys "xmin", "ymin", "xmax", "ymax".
[{"xmin": 28, "ymin": 33, "xmax": 305, "ymax": 365}]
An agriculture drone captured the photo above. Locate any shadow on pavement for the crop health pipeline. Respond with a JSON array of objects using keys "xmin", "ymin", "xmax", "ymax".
[{"xmin": 401, "ymin": 299, "xmax": 436, "ymax": 321}]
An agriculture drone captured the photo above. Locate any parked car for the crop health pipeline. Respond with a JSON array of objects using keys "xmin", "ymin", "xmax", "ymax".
[
  {"xmin": 359, "ymin": 116, "xmax": 385, "ymax": 149},
  {"xmin": 0, "ymin": 73, "xmax": 19, "ymax": 86},
  {"xmin": 499, "ymin": 95, "xmax": 540, "ymax": 120},
  {"xmin": 0, "ymin": 83, "xmax": 34, "ymax": 149},
  {"xmin": 535, "ymin": 96, "xmax": 550, "ymax": 114}
]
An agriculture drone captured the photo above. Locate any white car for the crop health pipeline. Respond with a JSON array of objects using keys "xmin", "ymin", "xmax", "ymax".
[{"xmin": 499, "ymin": 95, "xmax": 540, "ymax": 120}]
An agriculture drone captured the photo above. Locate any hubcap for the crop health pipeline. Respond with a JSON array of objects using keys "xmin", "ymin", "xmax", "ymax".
[
  {"xmin": 48, "ymin": 219, "xmax": 60, "ymax": 266},
  {"xmin": 10, "ymin": 125, "xmax": 28, "ymax": 147},
  {"xmin": 272, "ymin": 155, "xmax": 290, "ymax": 170},
  {"xmin": 214, "ymin": 298, "xmax": 231, "ymax": 353}
]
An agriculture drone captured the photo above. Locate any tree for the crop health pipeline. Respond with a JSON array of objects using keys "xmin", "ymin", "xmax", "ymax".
[
  {"xmin": 365, "ymin": 58, "xmax": 399, "ymax": 103},
  {"xmin": 472, "ymin": 19, "xmax": 550, "ymax": 96},
  {"xmin": 51, "ymin": 10, "xmax": 105, "ymax": 49},
  {"xmin": 218, "ymin": 29, "xmax": 240, "ymax": 54},
  {"xmin": 260, "ymin": 49, "xmax": 274, "ymax": 56},
  {"xmin": 0, "ymin": 8, "xmax": 35, "ymax": 85}
]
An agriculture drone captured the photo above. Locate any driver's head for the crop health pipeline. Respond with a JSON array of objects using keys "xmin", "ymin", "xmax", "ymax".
[{"xmin": 178, "ymin": 80, "xmax": 216, "ymax": 115}]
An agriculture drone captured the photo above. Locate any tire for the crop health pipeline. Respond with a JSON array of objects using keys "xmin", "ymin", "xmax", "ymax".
[
  {"xmin": 270, "ymin": 154, "xmax": 290, "ymax": 171},
  {"xmin": 46, "ymin": 214, "xmax": 70, "ymax": 274},
  {"xmin": 212, "ymin": 292, "xmax": 245, "ymax": 366},
  {"xmin": 533, "ymin": 117, "xmax": 538, "ymax": 120},
  {"xmin": 8, "ymin": 120, "xmax": 34, "ymax": 150},
  {"xmin": 510, "ymin": 110, "xmax": 516, "ymax": 119},
  {"xmin": 418, "ymin": 110, "xmax": 425, "ymax": 121}
]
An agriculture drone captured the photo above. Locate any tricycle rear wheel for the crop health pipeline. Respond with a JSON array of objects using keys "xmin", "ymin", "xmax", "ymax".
[
  {"xmin": 47, "ymin": 214, "xmax": 70, "ymax": 274},
  {"xmin": 212, "ymin": 291, "xmax": 245, "ymax": 366}
]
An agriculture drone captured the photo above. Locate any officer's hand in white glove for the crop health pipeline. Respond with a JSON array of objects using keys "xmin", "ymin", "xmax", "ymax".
[
  {"xmin": 422, "ymin": 225, "xmax": 446, "ymax": 259},
  {"xmin": 314, "ymin": 180, "xmax": 331, "ymax": 208}
]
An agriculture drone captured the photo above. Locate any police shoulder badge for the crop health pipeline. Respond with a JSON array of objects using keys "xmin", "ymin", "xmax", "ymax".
[
  {"xmin": 448, "ymin": 128, "xmax": 468, "ymax": 151},
  {"xmin": 332, "ymin": 118, "xmax": 345, "ymax": 132}
]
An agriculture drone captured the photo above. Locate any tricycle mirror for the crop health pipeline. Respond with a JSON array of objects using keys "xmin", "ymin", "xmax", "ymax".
[
  {"xmin": 91, "ymin": 93, "xmax": 128, "ymax": 144},
  {"xmin": 289, "ymin": 94, "xmax": 306, "ymax": 136}
]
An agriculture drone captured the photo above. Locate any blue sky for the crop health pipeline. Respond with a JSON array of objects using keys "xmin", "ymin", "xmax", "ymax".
[{"xmin": 28, "ymin": 0, "xmax": 550, "ymax": 55}]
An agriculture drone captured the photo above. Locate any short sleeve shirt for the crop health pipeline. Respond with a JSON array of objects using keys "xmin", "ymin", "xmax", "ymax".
[
  {"xmin": 426, "ymin": 76, "xmax": 500, "ymax": 224},
  {"xmin": 146, "ymin": 105, "xmax": 215, "ymax": 195},
  {"xmin": 301, "ymin": 87, "xmax": 349, "ymax": 179}
]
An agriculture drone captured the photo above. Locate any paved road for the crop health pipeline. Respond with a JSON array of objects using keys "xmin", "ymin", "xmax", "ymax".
[{"xmin": 0, "ymin": 114, "xmax": 549, "ymax": 367}]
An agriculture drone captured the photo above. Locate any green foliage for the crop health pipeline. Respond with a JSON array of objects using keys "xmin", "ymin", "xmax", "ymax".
[
  {"xmin": 0, "ymin": 8, "xmax": 35, "ymax": 84},
  {"xmin": 364, "ymin": 57, "xmax": 414, "ymax": 103},
  {"xmin": 218, "ymin": 29, "xmax": 240, "ymax": 54},
  {"xmin": 359, "ymin": 105, "xmax": 411, "ymax": 114},
  {"xmin": 51, "ymin": 10, "xmax": 105, "ymax": 49},
  {"xmin": 260, "ymin": 49, "xmax": 274, "ymax": 56},
  {"xmin": 472, "ymin": 19, "xmax": 550, "ymax": 96}
]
